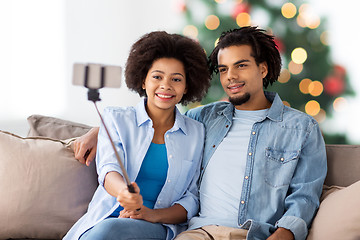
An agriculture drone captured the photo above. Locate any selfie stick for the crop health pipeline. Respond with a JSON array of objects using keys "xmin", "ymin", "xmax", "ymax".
[{"xmin": 87, "ymin": 88, "xmax": 136, "ymax": 193}]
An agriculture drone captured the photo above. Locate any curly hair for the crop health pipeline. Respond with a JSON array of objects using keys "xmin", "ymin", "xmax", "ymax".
[
  {"xmin": 209, "ymin": 26, "xmax": 282, "ymax": 88},
  {"xmin": 125, "ymin": 31, "xmax": 211, "ymax": 105}
]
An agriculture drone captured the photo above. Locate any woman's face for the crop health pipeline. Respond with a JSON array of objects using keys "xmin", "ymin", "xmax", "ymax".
[{"xmin": 142, "ymin": 58, "xmax": 187, "ymax": 113}]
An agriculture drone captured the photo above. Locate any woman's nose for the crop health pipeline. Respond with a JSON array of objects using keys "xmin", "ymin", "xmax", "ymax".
[{"xmin": 160, "ymin": 78, "xmax": 172, "ymax": 89}]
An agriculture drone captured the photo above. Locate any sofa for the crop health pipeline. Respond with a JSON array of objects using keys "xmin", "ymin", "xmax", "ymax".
[{"xmin": 0, "ymin": 114, "xmax": 359, "ymax": 240}]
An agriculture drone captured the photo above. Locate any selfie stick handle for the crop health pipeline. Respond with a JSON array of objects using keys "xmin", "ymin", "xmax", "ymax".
[{"xmin": 88, "ymin": 89, "xmax": 136, "ymax": 193}]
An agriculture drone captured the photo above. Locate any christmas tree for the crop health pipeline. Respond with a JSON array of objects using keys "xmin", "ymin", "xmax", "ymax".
[{"xmin": 179, "ymin": 0, "xmax": 354, "ymax": 143}]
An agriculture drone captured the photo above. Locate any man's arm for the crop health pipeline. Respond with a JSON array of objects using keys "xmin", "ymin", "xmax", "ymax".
[
  {"xmin": 74, "ymin": 127, "xmax": 99, "ymax": 166},
  {"xmin": 275, "ymin": 119, "xmax": 327, "ymax": 239},
  {"xmin": 267, "ymin": 227, "xmax": 294, "ymax": 240}
]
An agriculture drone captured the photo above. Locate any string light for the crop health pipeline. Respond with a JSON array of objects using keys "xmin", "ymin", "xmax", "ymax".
[
  {"xmin": 283, "ymin": 101, "xmax": 291, "ymax": 107},
  {"xmin": 281, "ymin": 3, "xmax": 297, "ymax": 19},
  {"xmin": 236, "ymin": 12, "xmax": 251, "ymax": 27},
  {"xmin": 291, "ymin": 47, "xmax": 307, "ymax": 64},
  {"xmin": 205, "ymin": 15, "xmax": 220, "ymax": 30},
  {"xmin": 214, "ymin": 38, "xmax": 219, "ymax": 47},
  {"xmin": 320, "ymin": 31, "xmax": 329, "ymax": 45},
  {"xmin": 305, "ymin": 100, "xmax": 320, "ymax": 116},
  {"xmin": 183, "ymin": 25, "xmax": 198, "ymax": 39},
  {"xmin": 308, "ymin": 81, "xmax": 323, "ymax": 96},
  {"xmin": 297, "ymin": 3, "xmax": 321, "ymax": 29},
  {"xmin": 278, "ymin": 69, "xmax": 291, "ymax": 83},
  {"xmin": 288, "ymin": 61, "xmax": 303, "ymax": 75},
  {"xmin": 333, "ymin": 97, "xmax": 347, "ymax": 112},
  {"xmin": 299, "ymin": 78, "xmax": 312, "ymax": 94},
  {"xmin": 314, "ymin": 109, "xmax": 326, "ymax": 123}
]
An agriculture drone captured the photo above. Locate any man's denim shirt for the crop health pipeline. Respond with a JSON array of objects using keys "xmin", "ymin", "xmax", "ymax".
[{"xmin": 185, "ymin": 92, "xmax": 327, "ymax": 240}]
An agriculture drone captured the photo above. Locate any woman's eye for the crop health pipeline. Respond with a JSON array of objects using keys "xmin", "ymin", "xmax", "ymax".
[{"xmin": 173, "ymin": 78, "xmax": 182, "ymax": 82}]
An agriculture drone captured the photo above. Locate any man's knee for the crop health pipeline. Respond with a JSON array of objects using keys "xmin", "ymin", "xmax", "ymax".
[{"xmin": 175, "ymin": 228, "xmax": 210, "ymax": 240}]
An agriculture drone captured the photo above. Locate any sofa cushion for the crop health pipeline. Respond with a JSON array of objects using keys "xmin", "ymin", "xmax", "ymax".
[
  {"xmin": 307, "ymin": 181, "xmax": 360, "ymax": 240},
  {"xmin": 0, "ymin": 130, "xmax": 98, "ymax": 239},
  {"xmin": 27, "ymin": 114, "xmax": 92, "ymax": 139},
  {"xmin": 325, "ymin": 144, "xmax": 360, "ymax": 187}
]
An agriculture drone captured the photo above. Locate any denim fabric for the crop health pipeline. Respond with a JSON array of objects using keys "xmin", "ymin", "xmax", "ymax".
[
  {"xmin": 63, "ymin": 98, "xmax": 204, "ymax": 240},
  {"xmin": 185, "ymin": 92, "xmax": 327, "ymax": 240},
  {"xmin": 79, "ymin": 218, "xmax": 167, "ymax": 240}
]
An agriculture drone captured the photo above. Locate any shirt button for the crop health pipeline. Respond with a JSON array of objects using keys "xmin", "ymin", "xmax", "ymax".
[
  {"xmin": 169, "ymin": 155, "xmax": 173, "ymax": 159},
  {"xmin": 167, "ymin": 179, "xmax": 171, "ymax": 183},
  {"xmin": 252, "ymin": 131, "xmax": 256, "ymax": 135},
  {"xmin": 226, "ymin": 125, "xmax": 229, "ymax": 128},
  {"xmin": 213, "ymin": 145, "xmax": 216, "ymax": 148},
  {"xmin": 248, "ymin": 152, "xmax": 252, "ymax": 156},
  {"xmin": 166, "ymin": 135, "xmax": 170, "ymax": 138},
  {"xmin": 241, "ymin": 200, "xmax": 245, "ymax": 204},
  {"xmin": 245, "ymin": 176, "xmax": 249, "ymax": 179},
  {"xmin": 280, "ymin": 157, "xmax": 284, "ymax": 161}
]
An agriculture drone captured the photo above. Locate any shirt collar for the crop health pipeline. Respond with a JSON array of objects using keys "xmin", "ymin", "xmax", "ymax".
[
  {"xmin": 135, "ymin": 98, "xmax": 188, "ymax": 135},
  {"xmin": 264, "ymin": 91, "xmax": 284, "ymax": 122},
  {"xmin": 217, "ymin": 91, "xmax": 284, "ymax": 122}
]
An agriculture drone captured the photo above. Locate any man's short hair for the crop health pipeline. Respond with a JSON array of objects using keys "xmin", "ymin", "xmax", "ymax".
[{"xmin": 209, "ymin": 26, "xmax": 282, "ymax": 88}]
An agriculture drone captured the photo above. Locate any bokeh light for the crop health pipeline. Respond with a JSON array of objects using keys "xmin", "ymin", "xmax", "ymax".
[
  {"xmin": 283, "ymin": 101, "xmax": 291, "ymax": 107},
  {"xmin": 278, "ymin": 69, "xmax": 291, "ymax": 83},
  {"xmin": 183, "ymin": 25, "xmax": 198, "ymax": 39},
  {"xmin": 281, "ymin": 3, "xmax": 297, "ymax": 19},
  {"xmin": 320, "ymin": 31, "xmax": 329, "ymax": 45},
  {"xmin": 298, "ymin": 3, "xmax": 321, "ymax": 29},
  {"xmin": 205, "ymin": 15, "xmax": 220, "ymax": 30},
  {"xmin": 299, "ymin": 78, "xmax": 312, "ymax": 94},
  {"xmin": 214, "ymin": 0, "xmax": 226, "ymax": 3},
  {"xmin": 288, "ymin": 61, "xmax": 303, "ymax": 75},
  {"xmin": 291, "ymin": 47, "xmax": 307, "ymax": 64},
  {"xmin": 305, "ymin": 100, "xmax": 320, "ymax": 116},
  {"xmin": 214, "ymin": 38, "xmax": 219, "ymax": 47},
  {"xmin": 314, "ymin": 109, "xmax": 326, "ymax": 123},
  {"xmin": 236, "ymin": 12, "xmax": 251, "ymax": 27},
  {"xmin": 308, "ymin": 80, "xmax": 323, "ymax": 96},
  {"xmin": 333, "ymin": 97, "xmax": 347, "ymax": 112}
]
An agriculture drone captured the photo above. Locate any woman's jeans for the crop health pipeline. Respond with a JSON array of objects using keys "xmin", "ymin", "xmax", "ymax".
[{"xmin": 79, "ymin": 217, "xmax": 167, "ymax": 240}]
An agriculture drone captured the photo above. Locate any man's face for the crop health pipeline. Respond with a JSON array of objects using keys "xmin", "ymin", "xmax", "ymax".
[{"xmin": 217, "ymin": 45, "xmax": 268, "ymax": 110}]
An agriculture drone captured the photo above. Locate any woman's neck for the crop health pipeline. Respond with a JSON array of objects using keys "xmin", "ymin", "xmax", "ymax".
[{"xmin": 145, "ymin": 104, "xmax": 175, "ymax": 144}]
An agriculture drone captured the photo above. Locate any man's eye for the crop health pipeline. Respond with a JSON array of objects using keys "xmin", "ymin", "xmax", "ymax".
[
  {"xmin": 218, "ymin": 68, "xmax": 226, "ymax": 73},
  {"xmin": 238, "ymin": 64, "xmax": 246, "ymax": 68}
]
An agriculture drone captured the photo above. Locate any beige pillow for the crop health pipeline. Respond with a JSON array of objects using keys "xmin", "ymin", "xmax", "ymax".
[
  {"xmin": 307, "ymin": 182, "xmax": 360, "ymax": 240},
  {"xmin": 0, "ymin": 130, "xmax": 98, "ymax": 239},
  {"xmin": 27, "ymin": 114, "xmax": 92, "ymax": 139}
]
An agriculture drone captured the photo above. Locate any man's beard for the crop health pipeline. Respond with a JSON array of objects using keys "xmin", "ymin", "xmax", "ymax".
[{"xmin": 228, "ymin": 92, "xmax": 250, "ymax": 106}]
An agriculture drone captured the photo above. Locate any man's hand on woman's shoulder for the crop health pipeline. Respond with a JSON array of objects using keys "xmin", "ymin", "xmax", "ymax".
[{"xmin": 74, "ymin": 127, "xmax": 100, "ymax": 166}]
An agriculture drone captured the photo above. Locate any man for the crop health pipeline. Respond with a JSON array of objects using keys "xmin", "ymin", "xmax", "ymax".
[
  {"xmin": 175, "ymin": 27, "xmax": 327, "ymax": 240},
  {"xmin": 74, "ymin": 27, "xmax": 327, "ymax": 240}
]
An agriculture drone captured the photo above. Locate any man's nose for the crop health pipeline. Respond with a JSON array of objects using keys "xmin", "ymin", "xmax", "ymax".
[{"xmin": 227, "ymin": 68, "xmax": 237, "ymax": 80}]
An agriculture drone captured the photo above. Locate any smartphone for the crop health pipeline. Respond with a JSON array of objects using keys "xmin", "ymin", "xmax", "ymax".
[{"xmin": 72, "ymin": 63, "xmax": 122, "ymax": 89}]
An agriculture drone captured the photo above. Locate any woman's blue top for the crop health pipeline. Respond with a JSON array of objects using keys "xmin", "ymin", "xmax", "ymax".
[{"xmin": 110, "ymin": 142, "xmax": 168, "ymax": 217}]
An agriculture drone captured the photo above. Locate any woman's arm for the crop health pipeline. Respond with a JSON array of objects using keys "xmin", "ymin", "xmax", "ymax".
[
  {"xmin": 119, "ymin": 203, "xmax": 187, "ymax": 224},
  {"xmin": 104, "ymin": 171, "xmax": 143, "ymax": 212}
]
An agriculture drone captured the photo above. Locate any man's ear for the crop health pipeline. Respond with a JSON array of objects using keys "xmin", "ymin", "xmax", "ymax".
[{"xmin": 260, "ymin": 62, "xmax": 268, "ymax": 78}]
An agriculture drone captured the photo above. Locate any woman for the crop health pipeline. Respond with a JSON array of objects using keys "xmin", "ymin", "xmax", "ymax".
[{"xmin": 63, "ymin": 31, "xmax": 211, "ymax": 240}]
